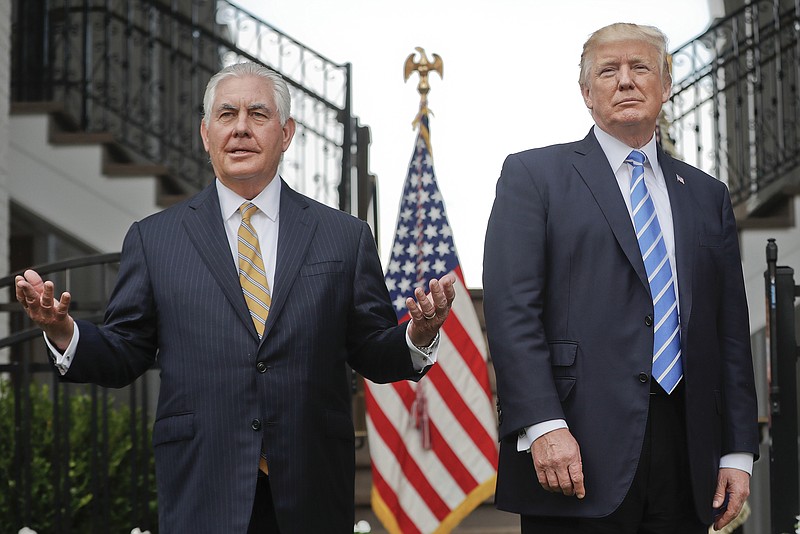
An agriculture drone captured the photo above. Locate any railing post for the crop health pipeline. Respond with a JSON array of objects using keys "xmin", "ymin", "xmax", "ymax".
[
  {"xmin": 764, "ymin": 238, "xmax": 800, "ymax": 534},
  {"xmin": 339, "ymin": 62, "xmax": 354, "ymax": 215}
]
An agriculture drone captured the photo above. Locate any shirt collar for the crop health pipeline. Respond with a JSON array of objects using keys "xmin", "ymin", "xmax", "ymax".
[
  {"xmin": 216, "ymin": 176, "xmax": 281, "ymax": 222},
  {"xmin": 592, "ymin": 125, "xmax": 660, "ymax": 176}
]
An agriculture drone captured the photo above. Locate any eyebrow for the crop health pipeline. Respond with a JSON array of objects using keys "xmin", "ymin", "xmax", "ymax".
[{"xmin": 216, "ymin": 103, "xmax": 271, "ymax": 113}]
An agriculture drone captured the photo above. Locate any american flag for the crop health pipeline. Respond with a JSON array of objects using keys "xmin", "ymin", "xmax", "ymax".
[{"xmin": 364, "ymin": 111, "xmax": 498, "ymax": 533}]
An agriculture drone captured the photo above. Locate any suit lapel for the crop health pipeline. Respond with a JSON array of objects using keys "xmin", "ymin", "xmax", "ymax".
[
  {"xmin": 260, "ymin": 180, "xmax": 317, "ymax": 344},
  {"xmin": 659, "ymin": 149, "xmax": 696, "ymax": 329},
  {"xmin": 573, "ymin": 131, "xmax": 650, "ymax": 291},
  {"xmin": 183, "ymin": 184, "xmax": 257, "ymax": 338}
]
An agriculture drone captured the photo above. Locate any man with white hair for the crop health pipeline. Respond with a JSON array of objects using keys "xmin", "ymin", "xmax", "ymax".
[{"xmin": 16, "ymin": 62, "xmax": 456, "ymax": 533}]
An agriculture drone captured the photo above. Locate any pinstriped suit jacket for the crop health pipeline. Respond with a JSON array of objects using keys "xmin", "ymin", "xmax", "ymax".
[{"xmin": 64, "ymin": 181, "xmax": 420, "ymax": 533}]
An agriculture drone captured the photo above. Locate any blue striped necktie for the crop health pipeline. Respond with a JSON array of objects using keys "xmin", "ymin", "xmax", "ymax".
[{"xmin": 626, "ymin": 150, "xmax": 683, "ymax": 394}]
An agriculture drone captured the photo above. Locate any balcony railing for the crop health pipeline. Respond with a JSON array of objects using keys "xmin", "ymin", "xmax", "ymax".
[
  {"xmin": 0, "ymin": 254, "xmax": 159, "ymax": 534},
  {"xmin": 11, "ymin": 0, "xmax": 365, "ymax": 212},
  {"xmin": 667, "ymin": 0, "xmax": 800, "ymax": 211}
]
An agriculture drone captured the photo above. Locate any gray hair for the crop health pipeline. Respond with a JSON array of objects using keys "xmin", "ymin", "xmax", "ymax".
[
  {"xmin": 202, "ymin": 62, "xmax": 291, "ymax": 126},
  {"xmin": 579, "ymin": 23, "xmax": 671, "ymax": 89}
]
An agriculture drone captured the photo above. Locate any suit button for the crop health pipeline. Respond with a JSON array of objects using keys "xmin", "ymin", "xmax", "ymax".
[
  {"xmin": 644, "ymin": 315, "xmax": 653, "ymax": 327},
  {"xmin": 251, "ymin": 419, "xmax": 262, "ymax": 431},
  {"xmin": 638, "ymin": 372, "xmax": 649, "ymax": 383},
  {"xmin": 256, "ymin": 362, "xmax": 267, "ymax": 373}
]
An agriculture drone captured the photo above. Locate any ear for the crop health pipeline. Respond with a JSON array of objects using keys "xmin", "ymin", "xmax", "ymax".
[
  {"xmin": 581, "ymin": 83, "xmax": 593, "ymax": 110},
  {"xmin": 281, "ymin": 118, "xmax": 296, "ymax": 152},
  {"xmin": 200, "ymin": 120, "xmax": 210, "ymax": 152},
  {"xmin": 661, "ymin": 78, "xmax": 672, "ymax": 104}
]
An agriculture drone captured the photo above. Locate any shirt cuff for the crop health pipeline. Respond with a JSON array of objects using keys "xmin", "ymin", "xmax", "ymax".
[
  {"xmin": 406, "ymin": 329, "xmax": 439, "ymax": 372},
  {"xmin": 719, "ymin": 453, "xmax": 753, "ymax": 475},
  {"xmin": 517, "ymin": 419, "xmax": 568, "ymax": 452},
  {"xmin": 43, "ymin": 324, "xmax": 80, "ymax": 376}
]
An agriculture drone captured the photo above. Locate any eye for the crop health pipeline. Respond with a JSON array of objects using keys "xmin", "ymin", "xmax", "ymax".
[
  {"xmin": 218, "ymin": 111, "xmax": 235, "ymax": 120},
  {"xmin": 599, "ymin": 67, "xmax": 615, "ymax": 77},
  {"xmin": 251, "ymin": 111, "xmax": 268, "ymax": 120}
]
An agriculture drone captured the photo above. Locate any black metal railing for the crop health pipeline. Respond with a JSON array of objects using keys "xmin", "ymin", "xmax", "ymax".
[
  {"xmin": 667, "ymin": 0, "xmax": 800, "ymax": 208},
  {"xmin": 11, "ymin": 0, "xmax": 365, "ymax": 212},
  {"xmin": 0, "ymin": 254, "xmax": 159, "ymax": 534}
]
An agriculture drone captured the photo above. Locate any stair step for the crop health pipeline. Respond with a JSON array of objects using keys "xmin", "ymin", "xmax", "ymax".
[
  {"xmin": 103, "ymin": 162, "xmax": 170, "ymax": 177},
  {"xmin": 50, "ymin": 130, "xmax": 116, "ymax": 145}
]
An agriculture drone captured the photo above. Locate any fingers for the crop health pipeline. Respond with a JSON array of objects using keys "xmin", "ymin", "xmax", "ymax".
[
  {"xmin": 531, "ymin": 428, "xmax": 585, "ymax": 499},
  {"xmin": 404, "ymin": 276, "xmax": 458, "ymax": 348},
  {"xmin": 15, "ymin": 271, "xmax": 72, "ymax": 321},
  {"xmin": 568, "ymin": 462, "xmax": 586, "ymax": 499},
  {"xmin": 713, "ymin": 468, "xmax": 750, "ymax": 530}
]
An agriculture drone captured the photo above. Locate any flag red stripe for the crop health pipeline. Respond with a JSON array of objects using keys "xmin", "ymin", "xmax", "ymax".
[
  {"xmin": 441, "ymin": 314, "xmax": 493, "ymax": 400},
  {"xmin": 422, "ymin": 364, "xmax": 498, "ymax": 467},
  {"xmin": 371, "ymin": 465, "xmax": 422, "ymax": 534},
  {"xmin": 390, "ymin": 381, "xmax": 481, "ymax": 494},
  {"xmin": 365, "ymin": 385, "xmax": 452, "ymax": 521},
  {"xmin": 428, "ymin": 422, "xmax": 481, "ymax": 493},
  {"xmin": 392, "ymin": 373, "xmax": 497, "ymax": 484}
]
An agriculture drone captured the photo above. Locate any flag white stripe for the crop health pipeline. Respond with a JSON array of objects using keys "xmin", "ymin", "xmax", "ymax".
[
  {"xmin": 366, "ymin": 413, "xmax": 441, "ymax": 533},
  {"xmin": 423, "ymin": 381, "xmax": 498, "ymax": 482},
  {"xmin": 367, "ymin": 382, "xmax": 467, "ymax": 509},
  {"xmin": 437, "ymin": 331, "xmax": 498, "ymax": 437}
]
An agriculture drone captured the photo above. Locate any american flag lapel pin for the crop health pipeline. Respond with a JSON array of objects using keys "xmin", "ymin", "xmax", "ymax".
[{"xmin": 677, "ymin": 175, "xmax": 685, "ymax": 184}]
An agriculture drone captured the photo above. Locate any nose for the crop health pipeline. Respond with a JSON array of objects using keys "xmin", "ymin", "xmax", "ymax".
[
  {"xmin": 233, "ymin": 112, "xmax": 250, "ymax": 137},
  {"xmin": 618, "ymin": 66, "xmax": 635, "ymax": 90}
]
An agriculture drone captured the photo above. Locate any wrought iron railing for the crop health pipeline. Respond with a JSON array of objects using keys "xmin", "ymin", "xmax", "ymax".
[
  {"xmin": 11, "ymin": 0, "xmax": 363, "ymax": 212},
  {"xmin": 0, "ymin": 254, "xmax": 159, "ymax": 533},
  {"xmin": 667, "ymin": 0, "xmax": 800, "ymax": 208}
]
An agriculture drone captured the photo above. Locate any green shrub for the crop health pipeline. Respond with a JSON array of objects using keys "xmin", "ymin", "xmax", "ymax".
[{"xmin": 0, "ymin": 379, "xmax": 158, "ymax": 533}]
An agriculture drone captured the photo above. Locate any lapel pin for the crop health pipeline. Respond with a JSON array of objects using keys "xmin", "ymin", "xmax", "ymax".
[{"xmin": 677, "ymin": 175, "xmax": 685, "ymax": 184}]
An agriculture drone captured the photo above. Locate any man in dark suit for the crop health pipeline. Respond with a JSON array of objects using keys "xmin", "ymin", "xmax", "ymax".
[
  {"xmin": 483, "ymin": 23, "xmax": 758, "ymax": 533},
  {"xmin": 15, "ymin": 62, "xmax": 456, "ymax": 533}
]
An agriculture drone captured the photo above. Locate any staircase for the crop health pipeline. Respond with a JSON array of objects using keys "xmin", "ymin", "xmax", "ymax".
[{"xmin": 8, "ymin": 102, "xmax": 168, "ymax": 253}]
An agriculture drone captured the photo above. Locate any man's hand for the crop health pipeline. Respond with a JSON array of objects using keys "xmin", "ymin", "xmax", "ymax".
[
  {"xmin": 531, "ymin": 428, "xmax": 585, "ymax": 499},
  {"xmin": 15, "ymin": 269, "xmax": 75, "ymax": 351},
  {"xmin": 405, "ymin": 274, "xmax": 456, "ymax": 347},
  {"xmin": 712, "ymin": 467, "xmax": 750, "ymax": 531}
]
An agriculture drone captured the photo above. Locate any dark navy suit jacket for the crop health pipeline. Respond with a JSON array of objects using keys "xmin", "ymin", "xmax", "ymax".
[
  {"xmin": 483, "ymin": 131, "xmax": 759, "ymax": 523},
  {"xmin": 64, "ymin": 181, "xmax": 420, "ymax": 533}
]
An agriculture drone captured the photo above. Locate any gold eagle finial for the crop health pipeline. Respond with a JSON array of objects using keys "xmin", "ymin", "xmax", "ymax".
[{"xmin": 404, "ymin": 47, "xmax": 443, "ymax": 109}]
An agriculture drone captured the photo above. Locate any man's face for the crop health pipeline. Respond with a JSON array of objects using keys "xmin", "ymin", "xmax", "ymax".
[
  {"xmin": 200, "ymin": 75, "xmax": 295, "ymax": 194},
  {"xmin": 581, "ymin": 39, "xmax": 670, "ymax": 145}
]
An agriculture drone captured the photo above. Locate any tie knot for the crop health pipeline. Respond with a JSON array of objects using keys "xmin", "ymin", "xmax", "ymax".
[
  {"xmin": 625, "ymin": 149, "xmax": 646, "ymax": 166},
  {"xmin": 239, "ymin": 201, "xmax": 258, "ymax": 221}
]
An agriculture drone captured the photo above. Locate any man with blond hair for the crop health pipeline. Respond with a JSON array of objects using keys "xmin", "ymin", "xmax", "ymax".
[{"xmin": 484, "ymin": 23, "xmax": 758, "ymax": 533}]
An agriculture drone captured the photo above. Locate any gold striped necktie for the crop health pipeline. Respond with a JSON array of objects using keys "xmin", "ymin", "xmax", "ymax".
[
  {"xmin": 238, "ymin": 201, "xmax": 272, "ymax": 475},
  {"xmin": 238, "ymin": 201, "xmax": 272, "ymax": 338}
]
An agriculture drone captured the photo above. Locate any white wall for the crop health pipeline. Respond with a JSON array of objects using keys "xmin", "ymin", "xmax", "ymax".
[{"xmin": 8, "ymin": 114, "xmax": 163, "ymax": 254}]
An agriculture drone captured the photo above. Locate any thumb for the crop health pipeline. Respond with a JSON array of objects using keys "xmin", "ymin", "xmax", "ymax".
[{"xmin": 712, "ymin": 478, "xmax": 727, "ymax": 508}]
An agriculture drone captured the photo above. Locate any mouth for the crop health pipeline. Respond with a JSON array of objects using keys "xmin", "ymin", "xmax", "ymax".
[{"xmin": 227, "ymin": 149, "xmax": 256, "ymax": 155}]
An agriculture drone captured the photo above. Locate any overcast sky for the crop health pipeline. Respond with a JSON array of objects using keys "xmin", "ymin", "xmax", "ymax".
[{"xmin": 233, "ymin": 0, "xmax": 713, "ymax": 287}]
